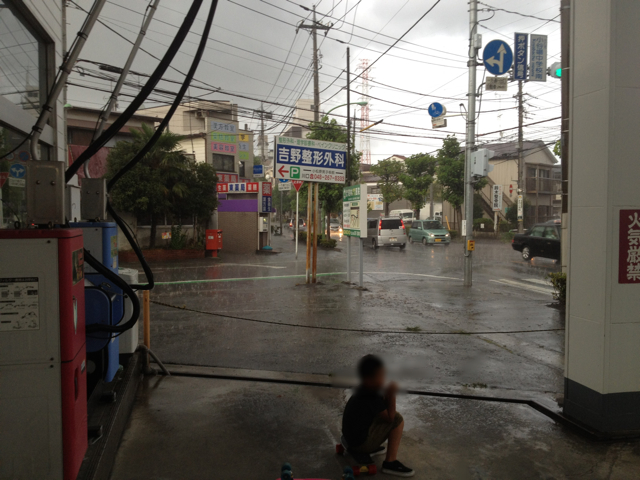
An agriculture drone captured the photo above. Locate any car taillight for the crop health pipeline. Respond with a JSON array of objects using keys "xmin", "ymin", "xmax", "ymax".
[
  {"xmin": 512, "ymin": 238, "xmax": 515, "ymax": 243},
  {"xmin": 401, "ymin": 219, "xmax": 405, "ymax": 230},
  {"xmin": 379, "ymin": 220, "xmax": 382, "ymax": 231}
]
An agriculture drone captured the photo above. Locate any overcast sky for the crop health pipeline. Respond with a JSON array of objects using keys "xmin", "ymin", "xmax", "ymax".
[{"xmin": 67, "ymin": 0, "xmax": 562, "ymax": 161}]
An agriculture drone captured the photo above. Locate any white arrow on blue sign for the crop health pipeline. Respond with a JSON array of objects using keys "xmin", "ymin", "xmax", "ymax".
[
  {"xmin": 9, "ymin": 163, "xmax": 26, "ymax": 179},
  {"xmin": 483, "ymin": 40, "xmax": 513, "ymax": 76},
  {"xmin": 428, "ymin": 102, "xmax": 446, "ymax": 118},
  {"xmin": 278, "ymin": 178, "xmax": 289, "ymax": 183}
]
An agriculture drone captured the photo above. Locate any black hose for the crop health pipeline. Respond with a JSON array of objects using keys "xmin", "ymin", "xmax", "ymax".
[
  {"xmin": 64, "ymin": 0, "xmax": 204, "ymax": 183},
  {"xmin": 84, "ymin": 249, "xmax": 141, "ymax": 333},
  {"xmin": 107, "ymin": 0, "xmax": 219, "ymax": 191},
  {"xmin": 107, "ymin": 202, "xmax": 154, "ymax": 290}
]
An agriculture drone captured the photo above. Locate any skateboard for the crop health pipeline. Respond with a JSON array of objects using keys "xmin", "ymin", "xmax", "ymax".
[
  {"xmin": 335, "ymin": 436, "xmax": 378, "ymax": 476},
  {"xmin": 278, "ymin": 462, "xmax": 331, "ymax": 480},
  {"xmin": 277, "ymin": 461, "xmax": 376, "ymax": 480}
]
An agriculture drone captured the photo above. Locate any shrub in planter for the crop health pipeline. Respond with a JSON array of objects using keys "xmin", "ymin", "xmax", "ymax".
[
  {"xmin": 169, "ymin": 225, "xmax": 188, "ymax": 249},
  {"xmin": 501, "ymin": 231, "xmax": 515, "ymax": 243},
  {"xmin": 548, "ymin": 272, "xmax": 566, "ymax": 303},
  {"xmin": 473, "ymin": 218, "xmax": 494, "ymax": 232},
  {"xmin": 449, "ymin": 230, "xmax": 459, "ymax": 240},
  {"xmin": 320, "ymin": 238, "xmax": 337, "ymax": 248}
]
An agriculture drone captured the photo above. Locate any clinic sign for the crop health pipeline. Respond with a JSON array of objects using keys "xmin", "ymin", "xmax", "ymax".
[
  {"xmin": 343, "ymin": 184, "xmax": 367, "ymax": 238},
  {"xmin": 275, "ymin": 136, "xmax": 346, "ymax": 184},
  {"xmin": 492, "ymin": 185, "xmax": 503, "ymax": 211}
]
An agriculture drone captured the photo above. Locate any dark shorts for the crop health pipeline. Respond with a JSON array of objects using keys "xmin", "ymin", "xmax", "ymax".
[{"xmin": 351, "ymin": 412, "xmax": 404, "ymax": 454}]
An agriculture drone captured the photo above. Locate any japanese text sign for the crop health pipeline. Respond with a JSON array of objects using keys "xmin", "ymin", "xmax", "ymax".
[
  {"xmin": 343, "ymin": 184, "xmax": 367, "ymax": 238},
  {"xmin": 261, "ymin": 181, "xmax": 272, "ymax": 196},
  {"xmin": 619, "ymin": 210, "xmax": 640, "ymax": 283},
  {"xmin": 211, "ymin": 142, "xmax": 237, "ymax": 154},
  {"xmin": 211, "ymin": 132, "xmax": 236, "ymax": 143},
  {"xmin": 529, "ymin": 34, "xmax": 547, "ymax": 82},
  {"xmin": 514, "ymin": 33, "xmax": 528, "ymax": 80},
  {"xmin": 492, "ymin": 184, "xmax": 503, "ymax": 211},
  {"xmin": 275, "ymin": 136, "xmax": 347, "ymax": 184},
  {"xmin": 211, "ymin": 121, "xmax": 237, "ymax": 133},
  {"xmin": 261, "ymin": 196, "xmax": 272, "ymax": 213}
]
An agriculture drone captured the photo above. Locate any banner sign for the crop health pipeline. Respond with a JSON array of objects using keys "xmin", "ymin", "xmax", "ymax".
[
  {"xmin": 211, "ymin": 132, "xmax": 236, "ymax": 143},
  {"xmin": 238, "ymin": 134, "xmax": 250, "ymax": 142},
  {"xmin": 275, "ymin": 136, "xmax": 346, "ymax": 184},
  {"xmin": 367, "ymin": 193, "xmax": 383, "ymax": 211},
  {"xmin": 211, "ymin": 142, "xmax": 237, "ymax": 154},
  {"xmin": 211, "ymin": 121, "xmax": 237, "ymax": 133},
  {"xmin": 238, "ymin": 142, "xmax": 250, "ymax": 152},
  {"xmin": 514, "ymin": 33, "xmax": 528, "ymax": 80},
  {"xmin": 529, "ymin": 34, "xmax": 547, "ymax": 82},
  {"xmin": 492, "ymin": 185, "xmax": 503, "ymax": 211}
]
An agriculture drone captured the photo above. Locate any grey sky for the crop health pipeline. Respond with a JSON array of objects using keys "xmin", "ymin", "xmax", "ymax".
[{"xmin": 67, "ymin": 0, "xmax": 561, "ymax": 160}]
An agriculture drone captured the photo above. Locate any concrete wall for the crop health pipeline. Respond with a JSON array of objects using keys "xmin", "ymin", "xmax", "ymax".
[{"xmin": 218, "ymin": 211, "xmax": 258, "ymax": 254}]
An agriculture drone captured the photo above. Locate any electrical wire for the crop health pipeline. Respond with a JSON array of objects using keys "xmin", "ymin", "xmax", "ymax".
[
  {"xmin": 150, "ymin": 299, "xmax": 564, "ymax": 336},
  {"xmin": 478, "ymin": 2, "xmax": 560, "ymax": 23}
]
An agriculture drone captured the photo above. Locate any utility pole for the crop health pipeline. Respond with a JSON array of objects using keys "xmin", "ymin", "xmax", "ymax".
[
  {"xmin": 297, "ymin": 5, "xmax": 331, "ymax": 122},
  {"xmin": 463, "ymin": 0, "xmax": 479, "ymax": 287},
  {"xmin": 297, "ymin": 6, "xmax": 330, "ymax": 283},
  {"xmin": 346, "ymin": 47, "xmax": 351, "ymax": 284},
  {"xmin": 517, "ymin": 80, "xmax": 525, "ymax": 233},
  {"xmin": 560, "ymin": 0, "xmax": 570, "ymax": 272},
  {"xmin": 260, "ymin": 102, "xmax": 266, "ymax": 165}
]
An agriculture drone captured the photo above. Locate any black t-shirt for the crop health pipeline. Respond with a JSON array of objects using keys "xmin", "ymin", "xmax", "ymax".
[{"xmin": 342, "ymin": 387, "xmax": 387, "ymax": 447}]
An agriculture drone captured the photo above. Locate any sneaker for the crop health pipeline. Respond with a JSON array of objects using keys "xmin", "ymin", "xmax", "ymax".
[
  {"xmin": 371, "ymin": 444, "xmax": 387, "ymax": 456},
  {"xmin": 382, "ymin": 460, "xmax": 415, "ymax": 477}
]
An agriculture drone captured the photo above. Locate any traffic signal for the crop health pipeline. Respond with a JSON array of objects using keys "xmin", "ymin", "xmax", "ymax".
[{"xmin": 549, "ymin": 61, "xmax": 562, "ymax": 79}]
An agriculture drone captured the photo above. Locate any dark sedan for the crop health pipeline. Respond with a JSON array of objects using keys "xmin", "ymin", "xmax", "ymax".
[{"xmin": 511, "ymin": 223, "xmax": 560, "ymax": 261}]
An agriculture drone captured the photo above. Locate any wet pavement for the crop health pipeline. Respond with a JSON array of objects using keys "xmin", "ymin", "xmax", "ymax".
[{"xmin": 111, "ymin": 230, "xmax": 640, "ymax": 478}]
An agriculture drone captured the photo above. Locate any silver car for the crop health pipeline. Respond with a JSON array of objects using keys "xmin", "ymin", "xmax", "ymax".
[{"xmin": 367, "ymin": 217, "xmax": 407, "ymax": 249}]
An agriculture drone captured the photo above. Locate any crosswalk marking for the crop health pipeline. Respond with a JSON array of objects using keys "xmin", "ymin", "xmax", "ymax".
[{"xmin": 490, "ymin": 278, "xmax": 553, "ymax": 295}]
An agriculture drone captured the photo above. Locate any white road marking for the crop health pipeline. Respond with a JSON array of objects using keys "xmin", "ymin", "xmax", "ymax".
[
  {"xmin": 491, "ymin": 278, "xmax": 553, "ymax": 295},
  {"xmin": 366, "ymin": 271, "xmax": 462, "ymax": 281},
  {"xmin": 522, "ymin": 277, "xmax": 551, "ymax": 286}
]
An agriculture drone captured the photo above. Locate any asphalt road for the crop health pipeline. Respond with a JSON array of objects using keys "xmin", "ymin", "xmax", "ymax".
[{"xmin": 128, "ymin": 228, "xmax": 564, "ymax": 401}]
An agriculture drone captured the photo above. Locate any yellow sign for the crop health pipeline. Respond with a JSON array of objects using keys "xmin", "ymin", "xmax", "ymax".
[
  {"xmin": 467, "ymin": 240, "xmax": 475, "ymax": 251},
  {"xmin": 238, "ymin": 133, "xmax": 249, "ymax": 142}
]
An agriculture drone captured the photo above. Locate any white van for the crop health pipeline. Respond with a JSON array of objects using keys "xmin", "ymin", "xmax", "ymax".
[{"xmin": 389, "ymin": 209, "xmax": 415, "ymax": 223}]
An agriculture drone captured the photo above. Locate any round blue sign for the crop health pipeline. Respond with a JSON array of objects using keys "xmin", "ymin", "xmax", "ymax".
[
  {"xmin": 483, "ymin": 40, "xmax": 514, "ymax": 76},
  {"xmin": 9, "ymin": 163, "xmax": 26, "ymax": 179},
  {"xmin": 428, "ymin": 102, "xmax": 445, "ymax": 118},
  {"xmin": 18, "ymin": 150, "xmax": 30, "ymax": 162},
  {"xmin": 278, "ymin": 178, "xmax": 289, "ymax": 183}
]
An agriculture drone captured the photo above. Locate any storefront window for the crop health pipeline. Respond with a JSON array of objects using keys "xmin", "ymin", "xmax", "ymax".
[{"xmin": 0, "ymin": 0, "xmax": 46, "ymax": 117}]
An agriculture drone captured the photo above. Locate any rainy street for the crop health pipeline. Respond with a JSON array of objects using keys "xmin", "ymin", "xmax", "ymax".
[{"xmin": 110, "ymin": 231, "xmax": 635, "ymax": 479}]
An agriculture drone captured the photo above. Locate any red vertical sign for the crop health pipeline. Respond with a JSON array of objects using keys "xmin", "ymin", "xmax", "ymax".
[{"xmin": 619, "ymin": 209, "xmax": 640, "ymax": 283}]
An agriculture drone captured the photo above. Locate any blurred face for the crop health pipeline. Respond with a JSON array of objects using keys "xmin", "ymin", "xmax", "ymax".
[{"xmin": 362, "ymin": 367, "xmax": 385, "ymax": 391}]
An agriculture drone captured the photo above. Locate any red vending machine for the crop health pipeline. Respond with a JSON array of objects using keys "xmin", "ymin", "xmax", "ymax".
[{"xmin": 0, "ymin": 229, "xmax": 87, "ymax": 480}]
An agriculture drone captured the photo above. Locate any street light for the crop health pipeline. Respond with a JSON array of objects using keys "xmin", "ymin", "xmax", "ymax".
[{"xmin": 325, "ymin": 101, "xmax": 368, "ymax": 116}]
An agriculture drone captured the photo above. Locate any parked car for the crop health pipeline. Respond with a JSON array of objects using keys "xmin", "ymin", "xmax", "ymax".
[
  {"xmin": 511, "ymin": 223, "xmax": 560, "ymax": 261},
  {"xmin": 409, "ymin": 220, "xmax": 450, "ymax": 245},
  {"xmin": 329, "ymin": 218, "xmax": 342, "ymax": 233},
  {"xmin": 366, "ymin": 217, "xmax": 407, "ymax": 249}
]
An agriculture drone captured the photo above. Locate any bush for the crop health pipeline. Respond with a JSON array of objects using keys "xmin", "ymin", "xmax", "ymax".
[
  {"xmin": 449, "ymin": 230, "xmax": 459, "ymax": 240},
  {"xmin": 320, "ymin": 238, "xmax": 337, "ymax": 248},
  {"xmin": 501, "ymin": 232, "xmax": 515, "ymax": 243},
  {"xmin": 548, "ymin": 272, "xmax": 566, "ymax": 303},
  {"xmin": 473, "ymin": 218, "xmax": 494, "ymax": 232},
  {"xmin": 169, "ymin": 225, "xmax": 188, "ymax": 249},
  {"xmin": 297, "ymin": 231, "xmax": 322, "ymax": 243}
]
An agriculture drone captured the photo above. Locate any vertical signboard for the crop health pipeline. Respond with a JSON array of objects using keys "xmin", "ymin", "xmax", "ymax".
[
  {"xmin": 529, "ymin": 34, "xmax": 547, "ymax": 82},
  {"xmin": 514, "ymin": 33, "xmax": 528, "ymax": 80},
  {"xmin": 260, "ymin": 181, "xmax": 272, "ymax": 213},
  {"xmin": 619, "ymin": 210, "xmax": 640, "ymax": 283},
  {"xmin": 517, "ymin": 195, "xmax": 524, "ymax": 220},
  {"xmin": 492, "ymin": 185, "xmax": 503, "ymax": 211},
  {"xmin": 343, "ymin": 185, "xmax": 367, "ymax": 239}
]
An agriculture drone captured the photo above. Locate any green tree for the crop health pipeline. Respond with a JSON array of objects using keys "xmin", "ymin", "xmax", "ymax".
[
  {"xmin": 306, "ymin": 115, "xmax": 361, "ymax": 238},
  {"xmin": 553, "ymin": 139, "xmax": 561, "ymax": 158},
  {"xmin": 371, "ymin": 158, "xmax": 405, "ymax": 216},
  {"xmin": 106, "ymin": 124, "xmax": 217, "ymax": 248},
  {"xmin": 399, "ymin": 153, "xmax": 436, "ymax": 219},
  {"xmin": 435, "ymin": 135, "xmax": 487, "ymax": 227}
]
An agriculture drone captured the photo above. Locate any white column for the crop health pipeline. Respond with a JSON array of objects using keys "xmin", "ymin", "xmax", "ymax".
[{"xmin": 565, "ymin": 0, "xmax": 640, "ymax": 434}]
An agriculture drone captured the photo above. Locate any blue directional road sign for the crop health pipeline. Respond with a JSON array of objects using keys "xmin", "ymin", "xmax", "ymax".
[
  {"xmin": 9, "ymin": 163, "xmax": 26, "ymax": 179},
  {"xmin": 428, "ymin": 102, "xmax": 446, "ymax": 118},
  {"xmin": 278, "ymin": 178, "xmax": 289, "ymax": 183},
  {"xmin": 483, "ymin": 40, "xmax": 513, "ymax": 76}
]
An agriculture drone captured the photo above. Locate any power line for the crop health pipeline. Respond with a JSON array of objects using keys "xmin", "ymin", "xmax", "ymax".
[{"xmin": 478, "ymin": 3, "xmax": 560, "ymax": 23}]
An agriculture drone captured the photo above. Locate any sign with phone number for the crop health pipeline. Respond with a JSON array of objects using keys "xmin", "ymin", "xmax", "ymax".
[{"xmin": 274, "ymin": 136, "xmax": 346, "ymax": 184}]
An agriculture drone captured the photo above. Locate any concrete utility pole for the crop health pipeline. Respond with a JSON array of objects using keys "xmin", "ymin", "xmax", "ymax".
[
  {"xmin": 463, "ymin": 0, "xmax": 479, "ymax": 287},
  {"xmin": 559, "ymin": 0, "xmax": 570, "ymax": 272},
  {"xmin": 260, "ymin": 102, "xmax": 266, "ymax": 165},
  {"xmin": 517, "ymin": 80, "xmax": 525, "ymax": 233},
  {"xmin": 346, "ymin": 47, "xmax": 351, "ymax": 284},
  {"xmin": 297, "ymin": 5, "xmax": 331, "ymax": 122}
]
